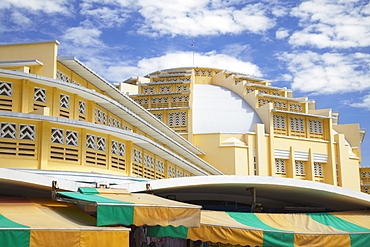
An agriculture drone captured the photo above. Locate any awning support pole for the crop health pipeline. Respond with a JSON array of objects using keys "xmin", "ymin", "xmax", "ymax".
[{"xmin": 247, "ymin": 187, "xmax": 262, "ymax": 212}]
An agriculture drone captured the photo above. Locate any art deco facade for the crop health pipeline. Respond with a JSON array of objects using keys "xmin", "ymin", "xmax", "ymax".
[
  {"xmin": 125, "ymin": 68, "xmax": 366, "ymax": 191},
  {"xmin": 0, "ymin": 40, "xmax": 366, "ymax": 192},
  {"xmin": 0, "ymin": 41, "xmax": 221, "ymax": 183}
]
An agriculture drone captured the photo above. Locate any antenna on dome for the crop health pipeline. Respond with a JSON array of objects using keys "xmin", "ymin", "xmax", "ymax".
[{"xmin": 191, "ymin": 40, "xmax": 195, "ymax": 67}]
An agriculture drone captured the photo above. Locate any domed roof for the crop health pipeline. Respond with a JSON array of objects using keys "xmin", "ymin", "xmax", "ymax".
[{"xmin": 192, "ymin": 84, "xmax": 262, "ymax": 134}]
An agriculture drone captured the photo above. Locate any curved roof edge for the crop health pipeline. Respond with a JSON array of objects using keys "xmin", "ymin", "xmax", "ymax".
[{"xmin": 126, "ymin": 175, "xmax": 370, "ymax": 211}]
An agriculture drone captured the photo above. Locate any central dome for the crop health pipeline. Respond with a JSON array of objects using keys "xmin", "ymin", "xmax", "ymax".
[{"xmin": 192, "ymin": 84, "xmax": 262, "ymax": 134}]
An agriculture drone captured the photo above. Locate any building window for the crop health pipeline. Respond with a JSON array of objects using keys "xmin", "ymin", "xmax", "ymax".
[
  {"xmin": 246, "ymin": 87, "xmax": 255, "ymax": 94},
  {"xmin": 34, "ymin": 87, "xmax": 46, "ymax": 103},
  {"xmin": 143, "ymin": 87, "xmax": 154, "ymax": 93},
  {"xmin": 258, "ymin": 98, "xmax": 271, "ymax": 105},
  {"xmin": 56, "ymin": 70, "xmax": 71, "ymax": 83},
  {"xmin": 109, "ymin": 116, "xmax": 121, "ymax": 128},
  {"xmin": 51, "ymin": 128, "xmax": 64, "ymax": 144},
  {"xmin": 309, "ymin": 119, "xmax": 323, "ymax": 133},
  {"xmin": 290, "ymin": 103, "xmax": 302, "ymax": 111},
  {"xmin": 66, "ymin": 131, "xmax": 78, "ymax": 146},
  {"xmin": 97, "ymin": 137, "xmax": 106, "ymax": 152},
  {"xmin": 79, "ymin": 100, "xmax": 86, "ymax": 115},
  {"xmin": 275, "ymin": 159, "xmax": 286, "ymax": 174},
  {"xmin": 86, "ymin": 134, "xmax": 96, "ymax": 150},
  {"xmin": 111, "ymin": 140, "xmax": 125, "ymax": 157},
  {"xmin": 290, "ymin": 117, "xmax": 305, "ymax": 131},
  {"xmin": 364, "ymin": 187, "xmax": 369, "ymax": 193},
  {"xmin": 260, "ymin": 90, "xmax": 269, "ymax": 94},
  {"xmin": 111, "ymin": 140, "xmax": 118, "ymax": 155},
  {"xmin": 176, "ymin": 85, "xmax": 188, "ymax": 91},
  {"xmin": 19, "ymin": 124, "xmax": 35, "ymax": 140},
  {"xmin": 95, "ymin": 108, "xmax": 107, "ymax": 125},
  {"xmin": 144, "ymin": 154, "xmax": 154, "ymax": 168},
  {"xmin": 272, "ymin": 92, "xmax": 281, "ymax": 96},
  {"xmin": 274, "ymin": 101, "xmax": 287, "ymax": 109},
  {"xmin": 156, "ymin": 160, "xmax": 164, "ymax": 173},
  {"xmin": 160, "ymin": 86, "xmax": 171, "ymax": 92},
  {"xmin": 168, "ymin": 165, "xmax": 175, "ymax": 178},
  {"xmin": 180, "ymin": 77, "xmax": 191, "ymax": 82},
  {"xmin": 119, "ymin": 143, "xmax": 125, "ymax": 157},
  {"xmin": 133, "ymin": 149, "xmax": 142, "ymax": 163},
  {"xmin": 176, "ymin": 169, "xmax": 183, "ymax": 177},
  {"xmin": 172, "ymin": 96, "xmax": 189, "ymax": 102},
  {"xmin": 0, "ymin": 122, "xmax": 17, "ymax": 139},
  {"xmin": 168, "ymin": 112, "xmax": 186, "ymax": 126},
  {"xmin": 0, "ymin": 81, "xmax": 12, "ymax": 97},
  {"xmin": 314, "ymin": 162, "xmax": 324, "ymax": 177},
  {"xmin": 273, "ymin": 115, "xmax": 286, "ymax": 129},
  {"xmin": 295, "ymin": 161, "xmax": 305, "ymax": 175},
  {"xmin": 60, "ymin": 94, "xmax": 70, "ymax": 109}
]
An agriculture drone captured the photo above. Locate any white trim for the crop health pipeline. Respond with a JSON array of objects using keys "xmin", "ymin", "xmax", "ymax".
[
  {"xmin": 273, "ymin": 108, "xmax": 335, "ymax": 119},
  {"xmin": 0, "ymin": 60, "xmax": 43, "ymax": 67},
  {"xmin": 0, "ymin": 40, "xmax": 60, "ymax": 47},
  {"xmin": 261, "ymin": 93, "xmax": 313, "ymax": 103}
]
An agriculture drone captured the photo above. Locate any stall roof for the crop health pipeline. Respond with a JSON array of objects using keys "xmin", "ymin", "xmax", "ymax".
[
  {"xmin": 56, "ymin": 188, "xmax": 201, "ymax": 228},
  {"xmin": 0, "ymin": 197, "xmax": 130, "ymax": 247},
  {"xmin": 148, "ymin": 210, "xmax": 370, "ymax": 247}
]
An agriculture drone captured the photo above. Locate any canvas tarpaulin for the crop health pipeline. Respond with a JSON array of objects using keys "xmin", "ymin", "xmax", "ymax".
[
  {"xmin": 147, "ymin": 210, "xmax": 370, "ymax": 247},
  {"xmin": 0, "ymin": 197, "xmax": 130, "ymax": 247},
  {"xmin": 57, "ymin": 188, "xmax": 201, "ymax": 227}
]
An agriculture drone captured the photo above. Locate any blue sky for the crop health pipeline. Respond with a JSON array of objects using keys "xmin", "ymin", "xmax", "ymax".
[{"xmin": 1, "ymin": 0, "xmax": 369, "ymax": 165}]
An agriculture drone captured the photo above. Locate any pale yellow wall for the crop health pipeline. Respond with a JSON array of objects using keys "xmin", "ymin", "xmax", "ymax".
[
  {"xmin": 333, "ymin": 124, "xmax": 362, "ymax": 161},
  {"xmin": 0, "ymin": 41, "xmax": 58, "ymax": 78},
  {"xmin": 193, "ymin": 133, "xmax": 239, "ymax": 175}
]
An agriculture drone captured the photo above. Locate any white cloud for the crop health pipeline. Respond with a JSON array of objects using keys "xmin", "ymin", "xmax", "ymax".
[
  {"xmin": 63, "ymin": 26, "xmax": 103, "ymax": 47},
  {"xmin": 289, "ymin": 0, "xmax": 370, "ymax": 48},
  {"xmin": 276, "ymin": 28, "xmax": 289, "ymax": 39},
  {"xmin": 136, "ymin": 0, "xmax": 275, "ymax": 36},
  {"xmin": 10, "ymin": 10, "xmax": 31, "ymax": 26},
  {"xmin": 0, "ymin": 0, "xmax": 70, "ymax": 14},
  {"xmin": 221, "ymin": 43, "xmax": 253, "ymax": 59},
  {"xmin": 89, "ymin": 51, "xmax": 262, "ymax": 83},
  {"xmin": 277, "ymin": 51, "xmax": 370, "ymax": 94},
  {"xmin": 349, "ymin": 94, "xmax": 370, "ymax": 110},
  {"xmin": 80, "ymin": 0, "xmax": 133, "ymax": 28}
]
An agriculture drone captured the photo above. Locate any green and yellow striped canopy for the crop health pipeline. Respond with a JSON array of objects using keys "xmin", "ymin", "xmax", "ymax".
[
  {"xmin": 148, "ymin": 210, "xmax": 370, "ymax": 247},
  {"xmin": 58, "ymin": 188, "xmax": 201, "ymax": 228},
  {"xmin": 0, "ymin": 197, "xmax": 130, "ymax": 247}
]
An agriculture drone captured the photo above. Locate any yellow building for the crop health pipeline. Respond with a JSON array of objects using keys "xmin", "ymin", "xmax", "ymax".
[
  {"xmin": 125, "ymin": 67, "xmax": 366, "ymax": 191},
  {"xmin": 0, "ymin": 40, "xmax": 370, "ymax": 246},
  {"xmin": 0, "ymin": 41, "xmax": 222, "ymax": 181}
]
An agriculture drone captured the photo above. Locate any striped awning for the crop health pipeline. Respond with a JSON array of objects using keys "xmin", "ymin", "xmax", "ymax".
[
  {"xmin": 0, "ymin": 197, "xmax": 130, "ymax": 247},
  {"xmin": 147, "ymin": 210, "xmax": 370, "ymax": 246},
  {"xmin": 56, "ymin": 188, "xmax": 201, "ymax": 228}
]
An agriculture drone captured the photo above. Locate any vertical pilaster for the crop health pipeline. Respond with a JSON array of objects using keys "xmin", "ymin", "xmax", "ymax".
[
  {"xmin": 255, "ymin": 124, "xmax": 268, "ymax": 176},
  {"xmin": 307, "ymin": 148, "xmax": 314, "ymax": 181},
  {"xmin": 38, "ymin": 121, "xmax": 51, "ymax": 170},
  {"xmin": 20, "ymin": 80, "xmax": 30, "ymax": 113},
  {"xmin": 126, "ymin": 141, "xmax": 133, "ymax": 176},
  {"xmin": 289, "ymin": 146, "xmax": 295, "ymax": 179}
]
